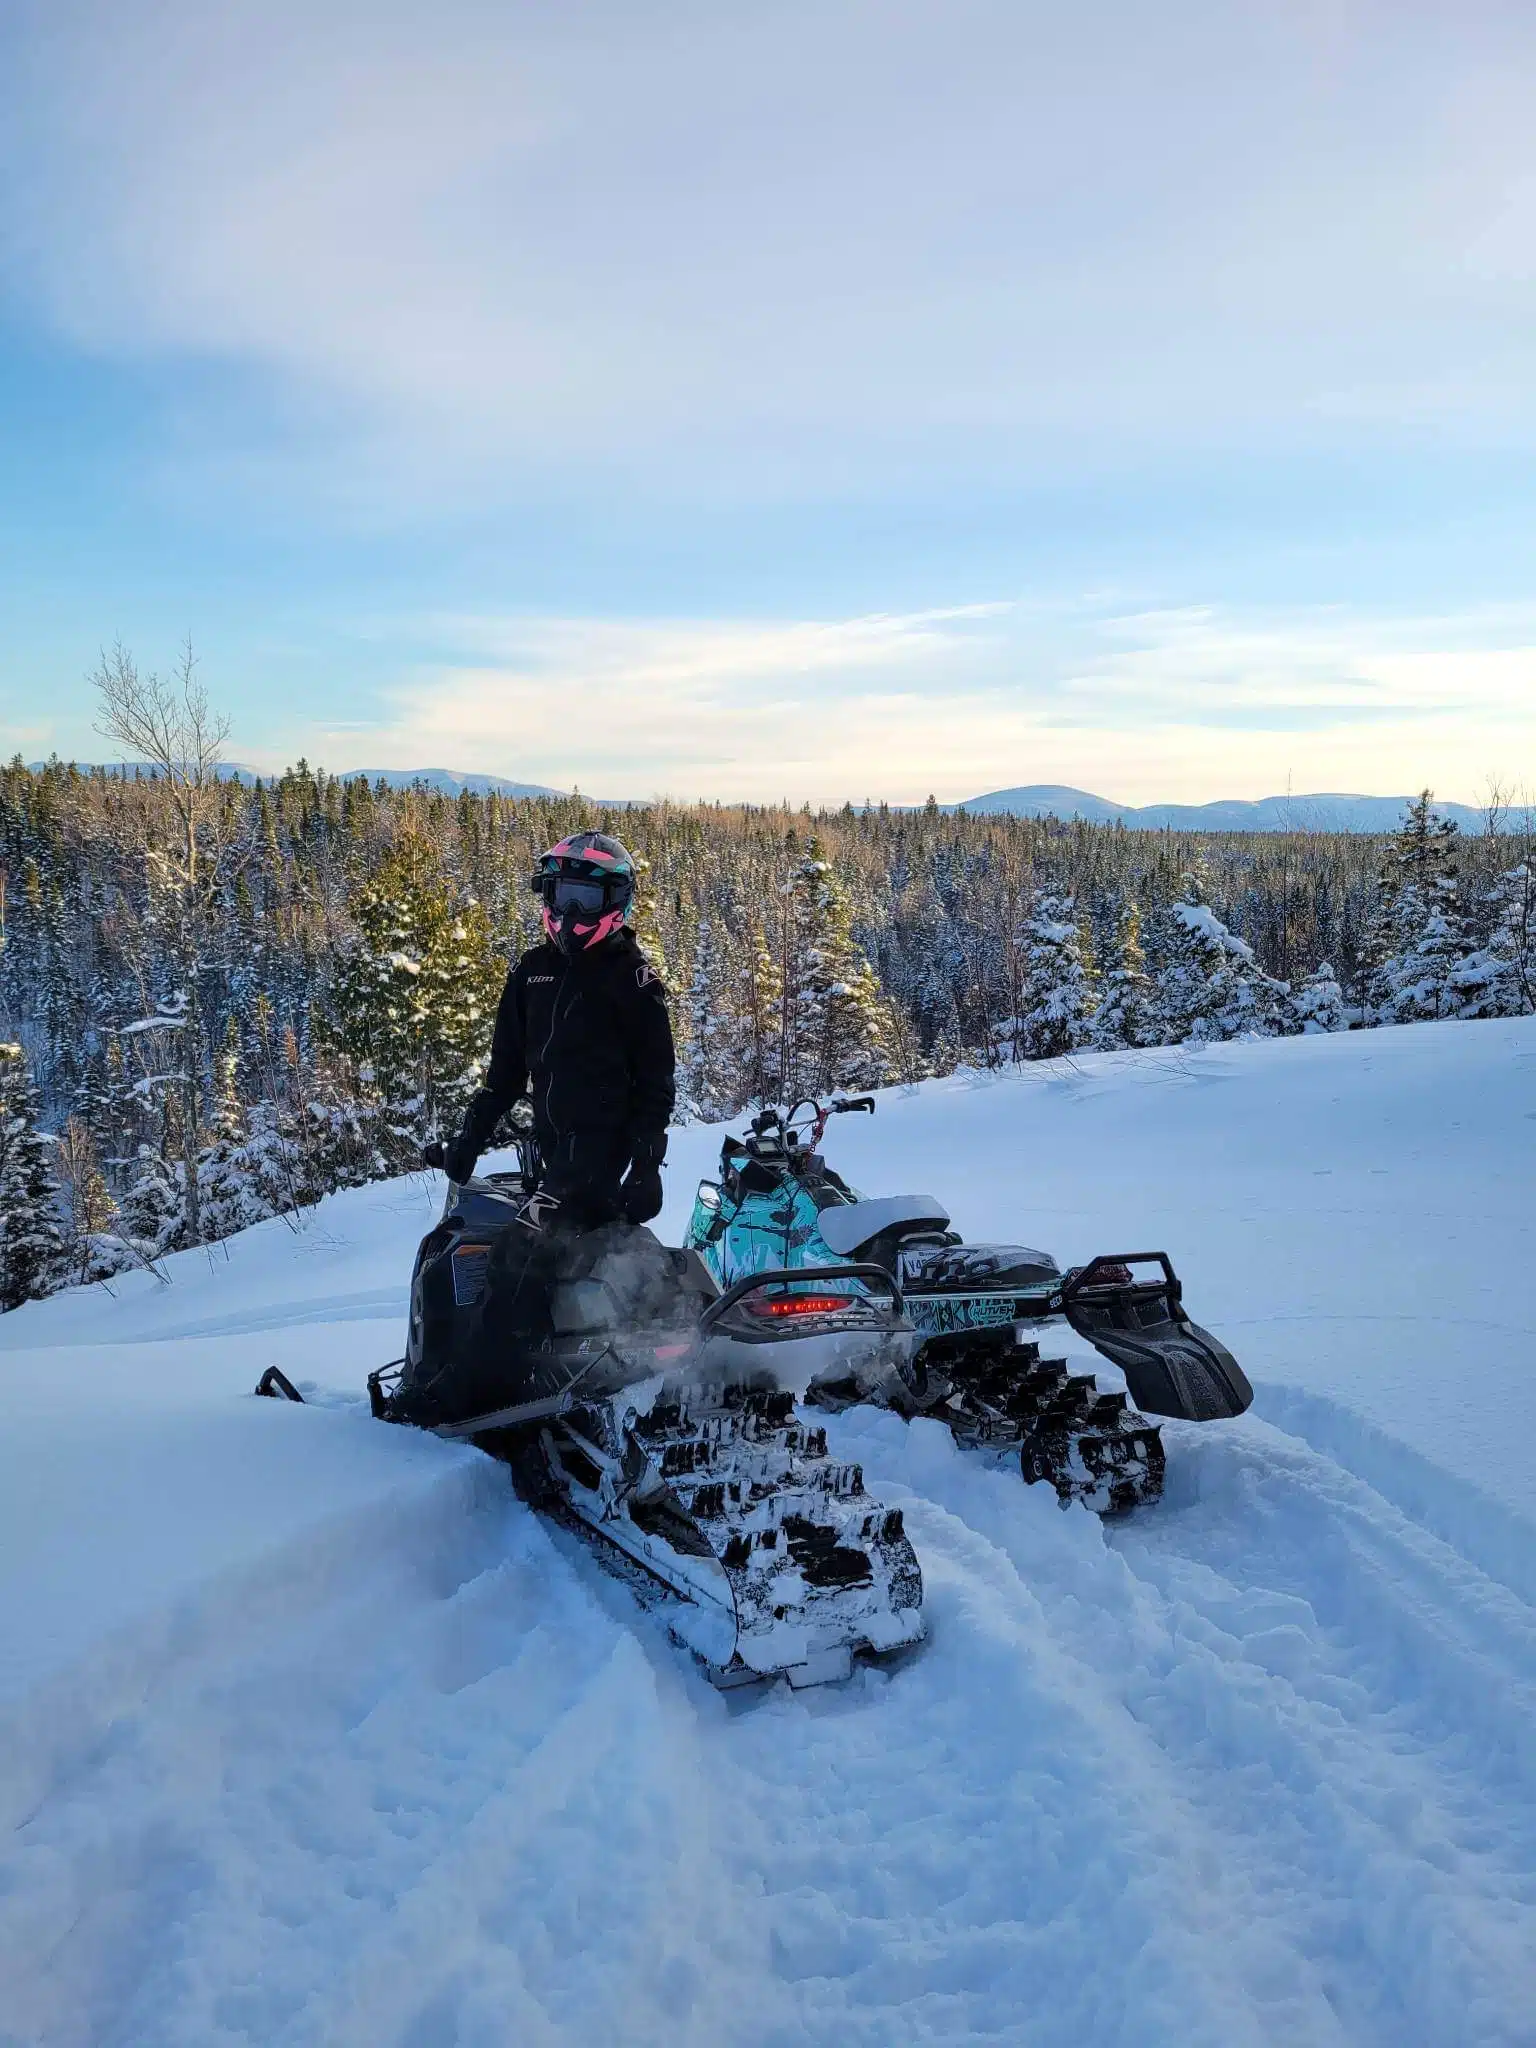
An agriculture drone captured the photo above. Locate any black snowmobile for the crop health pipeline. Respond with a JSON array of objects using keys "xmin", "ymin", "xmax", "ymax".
[
  {"xmin": 259, "ymin": 1135, "xmax": 924, "ymax": 1691},
  {"xmin": 685, "ymin": 1097, "xmax": 1254, "ymax": 1514}
]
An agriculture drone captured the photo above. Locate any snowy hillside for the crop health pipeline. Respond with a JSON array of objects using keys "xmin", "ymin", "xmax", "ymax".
[
  {"xmin": 2, "ymin": 1021, "xmax": 1533, "ymax": 2045},
  {"xmin": 957, "ymin": 784, "xmax": 1497, "ymax": 834}
]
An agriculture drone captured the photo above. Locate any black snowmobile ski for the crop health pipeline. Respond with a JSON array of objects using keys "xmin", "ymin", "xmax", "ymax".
[{"xmin": 1053, "ymin": 1254, "xmax": 1254, "ymax": 1422}]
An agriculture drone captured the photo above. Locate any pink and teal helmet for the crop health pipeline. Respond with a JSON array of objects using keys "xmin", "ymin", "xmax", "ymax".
[{"xmin": 530, "ymin": 831, "xmax": 637, "ymax": 954}]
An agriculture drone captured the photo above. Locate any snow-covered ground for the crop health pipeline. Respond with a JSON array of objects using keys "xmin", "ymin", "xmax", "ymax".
[{"xmin": 1, "ymin": 1020, "xmax": 1532, "ymax": 2046}]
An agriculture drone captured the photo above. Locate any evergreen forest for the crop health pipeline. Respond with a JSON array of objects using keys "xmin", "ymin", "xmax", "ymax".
[{"xmin": 1, "ymin": 727, "xmax": 1531, "ymax": 1307}]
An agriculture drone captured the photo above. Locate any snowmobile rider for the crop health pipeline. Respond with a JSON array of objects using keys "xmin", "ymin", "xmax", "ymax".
[{"xmin": 440, "ymin": 832, "xmax": 675, "ymax": 1227}]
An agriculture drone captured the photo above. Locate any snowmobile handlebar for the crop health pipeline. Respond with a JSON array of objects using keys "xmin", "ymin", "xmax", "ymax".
[
  {"xmin": 1058, "ymin": 1252, "xmax": 1183, "ymax": 1311},
  {"xmin": 747, "ymin": 1096, "xmax": 877, "ymax": 1152}
]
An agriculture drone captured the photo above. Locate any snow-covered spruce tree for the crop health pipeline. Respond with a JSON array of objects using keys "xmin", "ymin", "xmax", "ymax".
[
  {"xmin": 778, "ymin": 842, "xmax": 896, "ymax": 1101},
  {"xmin": 1366, "ymin": 792, "xmax": 1471, "ymax": 1025},
  {"xmin": 1090, "ymin": 896, "xmax": 1158, "ymax": 1051},
  {"xmin": 121, "ymin": 1139, "xmax": 185, "ymax": 1261},
  {"xmin": 1014, "ymin": 891, "xmax": 1094, "ymax": 1060},
  {"xmin": 1450, "ymin": 862, "xmax": 1535, "ymax": 1019},
  {"xmin": 80, "ymin": 1030, "xmax": 149, "ymax": 1194},
  {"xmin": 317, "ymin": 836, "xmax": 505, "ymax": 1159},
  {"xmin": 735, "ymin": 921, "xmax": 786, "ymax": 1108},
  {"xmin": 678, "ymin": 916, "xmax": 737, "ymax": 1121},
  {"xmin": 1287, "ymin": 960, "xmax": 1348, "ymax": 1034},
  {"xmin": 0, "ymin": 1042, "xmax": 67, "ymax": 1310},
  {"xmin": 202, "ymin": 1101, "xmax": 311, "ymax": 1237},
  {"xmin": 54, "ymin": 1116, "xmax": 132, "ymax": 1285},
  {"xmin": 1378, "ymin": 901, "xmax": 1470, "ymax": 1024},
  {"xmin": 1153, "ymin": 876, "xmax": 1286, "ymax": 1043},
  {"xmin": 889, "ymin": 873, "xmax": 963, "ymax": 1068},
  {"xmin": 194, "ymin": 1016, "xmax": 310, "ymax": 1236},
  {"xmin": 628, "ymin": 853, "xmax": 670, "ymax": 986},
  {"xmin": 1490, "ymin": 860, "xmax": 1535, "ymax": 1014},
  {"xmin": 38, "ymin": 873, "xmax": 86, "ymax": 1109},
  {"xmin": 72, "ymin": 1050, "xmax": 120, "ymax": 1183},
  {"xmin": 301, "ymin": 1069, "xmax": 393, "ymax": 1198},
  {"xmin": 199, "ymin": 1122, "xmax": 268, "ymax": 1241}
]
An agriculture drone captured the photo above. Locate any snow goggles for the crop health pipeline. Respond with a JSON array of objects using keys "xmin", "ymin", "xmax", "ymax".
[
  {"xmin": 546, "ymin": 875, "xmax": 608, "ymax": 912},
  {"xmin": 530, "ymin": 862, "xmax": 633, "ymax": 914}
]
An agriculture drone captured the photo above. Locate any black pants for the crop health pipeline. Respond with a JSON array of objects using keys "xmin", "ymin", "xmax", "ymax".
[{"xmin": 535, "ymin": 1125, "xmax": 632, "ymax": 1227}]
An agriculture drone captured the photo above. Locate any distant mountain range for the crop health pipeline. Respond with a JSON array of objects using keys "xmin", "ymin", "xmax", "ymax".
[
  {"xmin": 28, "ymin": 762, "xmax": 629, "ymax": 804},
  {"xmin": 955, "ymin": 785, "xmax": 1497, "ymax": 834},
  {"xmin": 341, "ymin": 767, "xmax": 567, "ymax": 798},
  {"xmin": 29, "ymin": 762, "xmax": 1499, "ymax": 833}
]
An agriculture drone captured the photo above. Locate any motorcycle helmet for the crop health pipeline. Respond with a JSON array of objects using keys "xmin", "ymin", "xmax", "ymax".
[{"xmin": 530, "ymin": 831, "xmax": 637, "ymax": 955}]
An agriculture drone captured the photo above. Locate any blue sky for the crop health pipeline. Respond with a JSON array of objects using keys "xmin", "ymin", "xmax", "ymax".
[{"xmin": 2, "ymin": 0, "xmax": 1534, "ymax": 806}]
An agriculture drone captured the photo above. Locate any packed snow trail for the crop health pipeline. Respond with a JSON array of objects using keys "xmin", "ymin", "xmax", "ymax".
[
  {"xmin": 1, "ymin": 1022, "xmax": 1533, "ymax": 2044},
  {"xmin": 2, "ymin": 1404, "xmax": 1530, "ymax": 2047}
]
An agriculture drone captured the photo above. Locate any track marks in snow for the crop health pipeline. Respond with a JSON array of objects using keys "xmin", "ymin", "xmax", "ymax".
[
  {"xmin": 1253, "ymin": 1378, "xmax": 1536, "ymax": 1608},
  {"xmin": 1110, "ymin": 1428, "xmax": 1534, "ymax": 2048},
  {"xmin": 0, "ymin": 1454, "xmax": 779, "ymax": 2048},
  {"xmin": 2, "ymin": 1408, "xmax": 1532, "ymax": 2047},
  {"xmin": 721, "ymin": 1491, "xmax": 1351, "ymax": 2047},
  {"xmin": 830, "ymin": 1408, "xmax": 1536, "ymax": 2048},
  {"xmin": 116, "ymin": 1288, "xmax": 408, "ymax": 1344}
]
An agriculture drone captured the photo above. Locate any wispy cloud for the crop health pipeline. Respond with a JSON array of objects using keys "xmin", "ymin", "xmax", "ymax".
[
  {"xmin": 5, "ymin": 3, "xmax": 1536, "ymax": 804},
  {"xmin": 5, "ymin": 1, "xmax": 1536, "ymax": 503},
  {"xmin": 299, "ymin": 599, "xmax": 1536, "ymax": 805}
]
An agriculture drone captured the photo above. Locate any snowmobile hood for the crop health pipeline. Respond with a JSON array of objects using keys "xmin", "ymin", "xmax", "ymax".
[{"xmin": 817, "ymin": 1195, "xmax": 950, "ymax": 1256}]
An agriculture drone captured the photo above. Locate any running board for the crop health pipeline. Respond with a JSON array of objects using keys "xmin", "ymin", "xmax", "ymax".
[{"xmin": 1055, "ymin": 1254, "xmax": 1253, "ymax": 1422}]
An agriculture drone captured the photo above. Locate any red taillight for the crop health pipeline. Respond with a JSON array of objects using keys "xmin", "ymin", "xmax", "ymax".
[{"xmin": 745, "ymin": 1294, "xmax": 859, "ymax": 1318}]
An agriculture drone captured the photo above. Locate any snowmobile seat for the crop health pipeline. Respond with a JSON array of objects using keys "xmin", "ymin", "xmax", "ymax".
[
  {"xmin": 668, "ymin": 1246, "xmax": 721, "ymax": 1304},
  {"xmin": 818, "ymin": 1195, "xmax": 951, "ymax": 1258}
]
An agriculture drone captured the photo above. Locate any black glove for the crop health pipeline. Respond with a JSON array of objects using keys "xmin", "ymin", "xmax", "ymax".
[
  {"xmin": 441, "ymin": 1135, "xmax": 481, "ymax": 1185},
  {"xmin": 620, "ymin": 1134, "xmax": 666, "ymax": 1225},
  {"xmin": 438, "ymin": 1087, "xmax": 502, "ymax": 1184}
]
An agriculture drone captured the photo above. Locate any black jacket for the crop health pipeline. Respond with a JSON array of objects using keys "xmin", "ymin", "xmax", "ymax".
[{"xmin": 459, "ymin": 930, "xmax": 675, "ymax": 1203}]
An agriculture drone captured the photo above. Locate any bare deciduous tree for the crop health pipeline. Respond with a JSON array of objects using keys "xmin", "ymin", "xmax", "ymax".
[{"xmin": 91, "ymin": 638, "xmax": 238, "ymax": 1244}]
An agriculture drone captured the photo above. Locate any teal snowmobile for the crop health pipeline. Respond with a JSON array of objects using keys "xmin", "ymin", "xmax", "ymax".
[{"xmin": 684, "ymin": 1097, "xmax": 1253, "ymax": 1515}]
